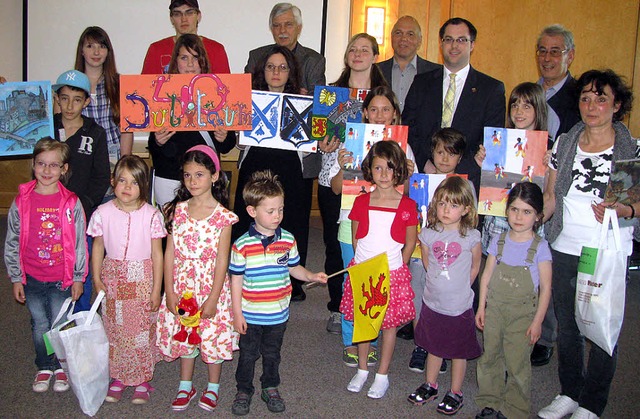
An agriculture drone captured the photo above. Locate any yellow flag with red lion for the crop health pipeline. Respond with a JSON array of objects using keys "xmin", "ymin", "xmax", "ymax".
[{"xmin": 348, "ymin": 253, "xmax": 390, "ymax": 343}]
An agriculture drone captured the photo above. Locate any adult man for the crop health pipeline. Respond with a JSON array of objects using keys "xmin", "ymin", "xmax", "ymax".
[
  {"xmin": 529, "ymin": 24, "xmax": 580, "ymax": 368},
  {"xmin": 244, "ymin": 3, "xmax": 326, "ymax": 303},
  {"xmin": 376, "ymin": 16, "xmax": 439, "ymax": 112},
  {"xmin": 537, "ymin": 24, "xmax": 580, "ymax": 141},
  {"xmin": 403, "ymin": 17, "xmax": 505, "ymax": 188},
  {"xmin": 245, "ymin": 3, "xmax": 326, "ymax": 95},
  {"xmin": 141, "ymin": 0, "xmax": 230, "ymax": 74}
]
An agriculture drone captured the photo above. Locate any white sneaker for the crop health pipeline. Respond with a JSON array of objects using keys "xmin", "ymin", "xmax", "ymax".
[
  {"xmin": 538, "ymin": 395, "xmax": 579, "ymax": 419},
  {"xmin": 571, "ymin": 407, "xmax": 599, "ymax": 419},
  {"xmin": 347, "ymin": 369, "xmax": 369, "ymax": 393}
]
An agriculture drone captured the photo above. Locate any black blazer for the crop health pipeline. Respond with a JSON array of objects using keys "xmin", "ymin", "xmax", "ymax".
[
  {"xmin": 402, "ymin": 66, "xmax": 506, "ymax": 187},
  {"xmin": 376, "ymin": 55, "xmax": 440, "ymax": 86},
  {"xmin": 547, "ymin": 73, "xmax": 580, "ymax": 140}
]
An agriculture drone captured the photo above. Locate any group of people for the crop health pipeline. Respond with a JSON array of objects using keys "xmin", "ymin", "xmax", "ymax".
[{"xmin": 3, "ymin": 1, "xmax": 637, "ymax": 418}]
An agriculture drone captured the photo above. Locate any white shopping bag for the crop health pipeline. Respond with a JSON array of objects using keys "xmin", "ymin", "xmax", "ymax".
[{"xmin": 575, "ymin": 208, "xmax": 626, "ymax": 356}]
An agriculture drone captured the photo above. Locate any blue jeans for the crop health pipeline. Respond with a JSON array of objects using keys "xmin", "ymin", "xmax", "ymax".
[
  {"xmin": 73, "ymin": 235, "xmax": 92, "ymax": 313},
  {"xmin": 551, "ymin": 249, "xmax": 617, "ymax": 416},
  {"xmin": 24, "ymin": 275, "xmax": 71, "ymax": 370},
  {"xmin": 235, "ymin": 321, "xmax": 287, "ymax": 394}
]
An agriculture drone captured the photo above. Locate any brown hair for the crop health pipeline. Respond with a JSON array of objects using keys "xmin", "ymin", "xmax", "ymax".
[
  {"xmin": 333, "ymin": 33, "xmax": 388, "ymax": 89},
  {"xmin": 113, "ymin": 155, "xmax": 149, "ymax": 204},
  {"xmin": 362, "ymin": 86, "xmax": 401, "ymax": 125},
  {"xmin": 242, "ymin": 170, "xmax": 285, "ymax": 208},
  {"xmin": 168, "ymin": 34, "xmax": 210, "ymax": 74},
  {"xmin": 361, "ymin": 141, "xmax": 408, "ymax": 186},
  {"xmin": 426, "ymin": 176, "xmax": 478, "ymax": 236},
  {"xmin": 33, "ymin": 137, "xmax": 71, "ymax": 184}
]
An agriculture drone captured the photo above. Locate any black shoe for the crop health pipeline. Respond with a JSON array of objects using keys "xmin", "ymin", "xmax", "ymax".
[
  {"xmin": 396, "ymin": 322, "xmax": 414, "ymax": 340},
  {"xmin": 530, "ymin": 343, "xmax": 553, "ymax": 366},
  {"xmin": 476, "ymin": 407, "xmax": 507, "ymax": 419},
  {"xmin": 440, "ymin": 359, "xmax": 448, "ymax": 374},
  {"xmin": 409, "ymin": 346, "xmax": 427, "ymax": 373},
  {"xmin": 290, "ymin": 288, "xmax": 306, "ymax": 302}
]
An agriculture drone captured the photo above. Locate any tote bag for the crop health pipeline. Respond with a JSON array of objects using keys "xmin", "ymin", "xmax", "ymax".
[
  {"xmin": 575, "ymin": 208, "xmax": 626, "ymax": 356},
  {"xmin": 46, "ymin": 291, "xmax": 108, "ymax": 416}
]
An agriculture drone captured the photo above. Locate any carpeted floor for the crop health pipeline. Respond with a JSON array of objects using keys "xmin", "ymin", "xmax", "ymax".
[{"xmin": 0, "ymin": 216, "xmax": 638, "ymax": 418}]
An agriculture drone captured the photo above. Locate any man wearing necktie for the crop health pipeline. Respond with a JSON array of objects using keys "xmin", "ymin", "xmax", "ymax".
[{"xmin": 402, "ymin": 17, "xmax": 505, "ymax": 189}]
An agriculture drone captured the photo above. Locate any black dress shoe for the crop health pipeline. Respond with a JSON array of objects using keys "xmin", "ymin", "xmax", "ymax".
[
  {"xmin": 530, "ymin": 343, "xmax": 553, "ymax": 366},
  {"xmin": 396, "ymin": 323, "xmax": 414, "ymax": 340}
]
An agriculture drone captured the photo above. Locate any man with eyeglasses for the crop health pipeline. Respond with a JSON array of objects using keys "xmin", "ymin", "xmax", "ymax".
[
  {"xmin": 536, "ymin": 24, "xmax": 580, "ymax": 141},
  {"xmin": 141, "ymin": 0, "xmax": 230, "ymax": 74},
  {"xmin": 403, "ymin": 17, "xmax": 505, "ymax": 190},
  {"xmin": 376, "ymin": 16, "xmax": 439, "ymax": 112},
  {"xmin": 244, "ymin": 3, "xmax": 326, "ymax": 302}
]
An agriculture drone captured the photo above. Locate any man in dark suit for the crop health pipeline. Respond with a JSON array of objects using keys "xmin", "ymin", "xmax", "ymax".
[
  {"xmin": 536, "ymin": 24, "xmax": 580, "ymax": 141},
  {"xmin": 402, "ymin": 17, "xmax": 506, "ymax": 188},
  {"xmin": 376, "ymin": 16, "xmax": 439, "ymax": 112}
]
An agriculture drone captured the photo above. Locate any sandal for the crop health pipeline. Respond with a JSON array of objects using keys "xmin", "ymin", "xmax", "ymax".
[
  {"xmin": 171, "ymin": 387, "xmax": 197, "ymax": 411},
  {"xmin": 32, "ymin": 370, "xmax": 53, "ymax": 393},
  {"xmin": 52, "ymin": 369, "xmax": 70, "ymax": 393},
  {"xmin": 437, "ymin": 391, "xmax": 464, "ymax": 415},
  {"xmin": 105, "ymin": 379, "xmax": 125, "ymax": 403},
  {"xmin": 198, "ymin": 389, "xmax": 218, "ymax": 411},
  {"xmin": 131, "ymin": 382, "xmax": 154, "ymax": 405}
]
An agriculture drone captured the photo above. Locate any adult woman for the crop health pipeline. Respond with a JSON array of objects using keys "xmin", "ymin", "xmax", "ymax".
[
  {"xmin": 539, "ymin": 69, "xmax": 637, "ymax": 419},
  {"xmin": 231, "ymin": 45, "xmax": 309, "ymax": 299},
  {"xmin": 148, "ymin": 34, "xmax": 235, "ymax": 208},
  {"xmin": 318, "ymin": 33, "xmax": 388, "ymax": 331}
]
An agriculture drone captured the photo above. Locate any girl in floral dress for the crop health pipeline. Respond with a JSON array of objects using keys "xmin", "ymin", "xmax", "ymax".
[
  {"xmin": 156, "ymin": 145, "xmax": 239, "ymax": 412},
  {"xmin": 87, "ymin": 155, "xmax": 166, "ymax": 404}
]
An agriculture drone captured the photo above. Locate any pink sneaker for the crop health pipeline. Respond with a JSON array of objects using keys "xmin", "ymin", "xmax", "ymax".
[
  {"xmin": 132, "ymin": 382, "xmax": 154, "ymax": 405},
  {"xmin": 105, "ymin": 379, "xmax": 125, "ymax": 403}
]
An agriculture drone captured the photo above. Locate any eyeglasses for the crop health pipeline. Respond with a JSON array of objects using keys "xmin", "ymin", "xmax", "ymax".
[
  {"xmin": 35, "ymin": 161, "xmax": 64, "ymax": 170},
  {"xmin": 441, "ymin": 36, "xmax": 471, "ymax": 45},
  {"xmin": 170, "ymin": 8, "xmax": 198, "ymax": 19},
  {"xmin": 265, "ymin": 64, "xmax": 290, "ymax": 73},
  {"xmin": 536, "ymin": 47, "xmax": 567, "ymax": 57}
]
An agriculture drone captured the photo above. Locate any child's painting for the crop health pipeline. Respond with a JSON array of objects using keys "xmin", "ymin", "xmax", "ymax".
[
  {"xmin": 478, "ymin": 127, "xmax": 548, "ymax": 216},
  {"xmin": 120, "ymin": 74, "xmax": 252, "ymax": 132},
  {"xmin": 604, "ymin": 158, "xmax": 640, "ymax": 205},
  {"xmin": 311, "ymin": 86, "xmax": 368, "ymax": 141},
  {"xmin": 341, "ymin": 122, "xmax": 408, "ymax": 209},
  {"xmin": 0, "ymin": 81, "xmax": 54, "ymax": 157},
  {"xmin": 239, "ymin": 91, "xmax": 315, "ymax": 152}
]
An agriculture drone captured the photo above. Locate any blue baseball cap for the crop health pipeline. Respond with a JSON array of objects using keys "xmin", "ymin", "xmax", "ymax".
[{"xmin": 52, "ymin": 70, "xmax": 91, "ymax": 97}]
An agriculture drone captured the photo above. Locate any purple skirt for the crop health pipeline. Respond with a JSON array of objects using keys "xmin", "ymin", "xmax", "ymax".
[{"xmin": 415, "ymin": 302, "xmax": 482, "ymax": 360}]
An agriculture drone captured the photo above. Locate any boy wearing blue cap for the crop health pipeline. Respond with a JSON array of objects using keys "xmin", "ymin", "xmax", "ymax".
[{"xmin": 53, "ymin": 69, "xmax": 110, "ymax": 311}]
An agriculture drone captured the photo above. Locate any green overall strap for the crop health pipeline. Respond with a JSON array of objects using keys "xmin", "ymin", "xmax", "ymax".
[
  {"xmin": 496, "ymin": 231, "xmax": 508, "ymax": 262},
  {"xmin": 525, "ymin": 234, "xmax": 542, "ymax": 265}
]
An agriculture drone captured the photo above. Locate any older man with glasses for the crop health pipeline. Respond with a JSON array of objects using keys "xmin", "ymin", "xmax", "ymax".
[{"xmin": 141, "ymin": 0, "xmax": 230, "ymax": 75}]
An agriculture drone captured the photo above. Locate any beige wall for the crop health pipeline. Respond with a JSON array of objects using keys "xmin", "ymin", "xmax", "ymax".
[{"xmin": 0, "ymin": 0, "xmax": 22, "ymax": 81}]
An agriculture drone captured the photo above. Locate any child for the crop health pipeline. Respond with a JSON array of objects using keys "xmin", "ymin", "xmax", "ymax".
[
  {"xmin": 474, "ymin": 182, "xmax": 552, "ymax": 419},
  {"xmin": 156, "ymin": 145, "xmax": 238, "ymax": 412},
  {"xmin": 407, "ymin": 128, "xmax": 470, "ymax": 375},
  {"xmin": 340, "ymin": 140, "xmax": 418, "ymax": 399},
  {"xmin": 53, "ymin": 69, "xmax": 110, "ymax": 312},
  {"xmin": 4, "ymin": 138, "xmax": 86, "ymax": 393},
  {"xmin": 408, "ymin": 176, "xmax": 482, "ymax": 415},
  {"xmin": 86, "ymin": 155, "xmax": 166, "ymax": 404},
  {"xmin": 229, "ymin": 170, "xmax": 327, "ymax": 416}
]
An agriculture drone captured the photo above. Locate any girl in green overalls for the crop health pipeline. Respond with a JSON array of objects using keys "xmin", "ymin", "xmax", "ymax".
[{"xmin": 475, "ymin": 182, "xmax": 552, "ymax": 419}]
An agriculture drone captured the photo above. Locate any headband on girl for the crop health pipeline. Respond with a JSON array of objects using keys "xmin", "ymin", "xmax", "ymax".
[{"xmin": 186, "ymin": 145, "xmax": 220, "ymax": 172}]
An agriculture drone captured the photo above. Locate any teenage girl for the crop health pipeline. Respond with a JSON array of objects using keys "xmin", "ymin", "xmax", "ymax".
[
  {"xmin": 156, "ymin": 145, "xmax": 239, "ymax": 412},
  {"xmin": 339, "ymin": 140, "xmax": 417, "ymax": 399},
  {"xmin": 4, "ymin": 138, "xmax": 85, "ymax": 393},
  {"xmin": 408, "ymin": 176, "xmax": 481, "ymax": 416},
  {"xmin": 87, "ymin": 155, "xmax": 166, "ymax": 404},
  {"xmin": 474, "ymin": 182, "xmax": 552, "ymax": 418}
]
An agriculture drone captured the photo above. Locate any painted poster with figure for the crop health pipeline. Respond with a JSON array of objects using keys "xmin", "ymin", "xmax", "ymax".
[
  {"xmin": 311, "ymin": 85, "xmax": 368, "ymax": 141},
  {"xmin": 478, "ymin": 127, "xmax": 548, "ymax": 216},
  {"xmin": 604, "ymin": 158, "xmax": 640, "ymax": 205},
  {"xmin": 120, "ymin": 74, "xmax": 252, "ymax": 132},
  {"xmin": 340, "ymin": 123, "xmax": 408, "ymax": 210},
  {"xmin": 239, "ymin": 90, "xmax": 316, "ymax": 152},
  {"xmin": 0, "ymin": 81, "xmax": 54, "ymax": 157}
]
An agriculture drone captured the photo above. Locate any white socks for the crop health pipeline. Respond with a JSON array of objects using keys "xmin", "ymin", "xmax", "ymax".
[
  {"xmin": 367, "ymin": 373, "xmax": 389, "ymax": 399},
  {"xmin": 347, "ymin": 369, "xmax": 369, "ymax": 392}
]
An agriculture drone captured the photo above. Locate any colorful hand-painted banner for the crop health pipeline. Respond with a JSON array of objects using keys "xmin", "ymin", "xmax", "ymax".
[
  {"xmin": 238, "ymin": 90, "xmax": 316, "ymax": 152},
  {"xmin": 604, "ymin": 159, "xmax": 640, "ymax": 205},
  {"xmin": 120, "ymin": 74, "xmax": 252, "ymax": 132},
  {"xmin": 349, "ymin": 253, "xmax": 390, "ymax": 343},
  {"xmin": 478, "ymin": 127, "xmax": 548, "ymax": 216},
  {"xmin": 408, "ymin": 173, "xmax": 467, "ymax": 258},
  {"xmin": 311, "ymin": 85, "xmax": 368, "ymax": 141},
  {"xmin": 341, "ymin": 123, "xmax": 408, "ymax": 210},
  {"xmin": 0, "ymin": 81, "xmax": 54, "ymax": 157}
]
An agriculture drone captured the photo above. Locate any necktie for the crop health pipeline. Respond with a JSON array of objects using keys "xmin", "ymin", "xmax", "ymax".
[{"xmin": 441, "ymin": 73, "xmax": 456, "ymax": 128}]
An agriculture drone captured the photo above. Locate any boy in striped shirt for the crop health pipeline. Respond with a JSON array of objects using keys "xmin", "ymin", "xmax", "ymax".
[{"xmin": 230, "ymin": 170, "xmax": 327, "ymax": 416}]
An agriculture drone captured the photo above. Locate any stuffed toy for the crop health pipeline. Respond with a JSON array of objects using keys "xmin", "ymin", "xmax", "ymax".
[{"xmin": 173, "ymin": 291, "xmax": 202, "ymax": 345}]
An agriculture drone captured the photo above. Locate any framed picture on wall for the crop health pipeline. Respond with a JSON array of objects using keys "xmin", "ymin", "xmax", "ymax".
[{"xmin": 0, "ymin": 81, "xmax": 54, "ymax": 157}]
